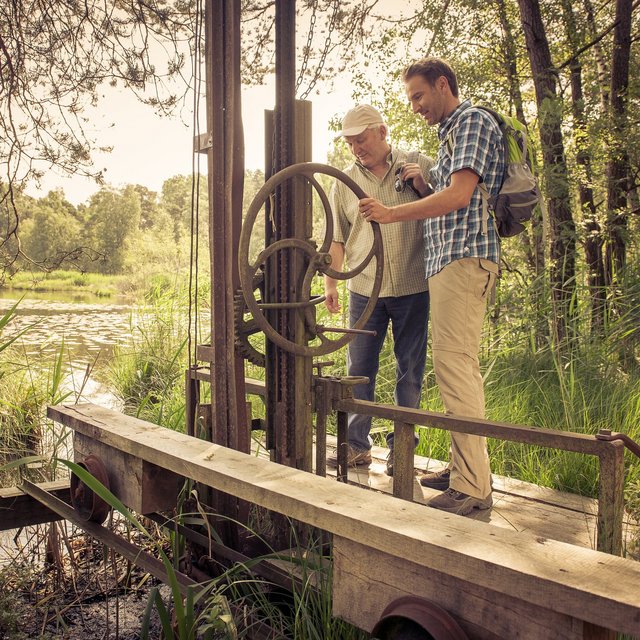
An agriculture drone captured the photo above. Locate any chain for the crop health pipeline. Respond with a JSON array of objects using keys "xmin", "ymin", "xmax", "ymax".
[
  {"xmin": 299, "ymin": 0, "xmax": 339, "ymax": 100},
  {"xmin": 295, "ymin": 0, "xmax": 318, "ymax": 95}
]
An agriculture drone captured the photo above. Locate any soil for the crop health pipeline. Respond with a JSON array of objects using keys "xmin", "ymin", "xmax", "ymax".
[{"xmin": 0, "ymin": 518, "xmax": 170, "ymax": 639}]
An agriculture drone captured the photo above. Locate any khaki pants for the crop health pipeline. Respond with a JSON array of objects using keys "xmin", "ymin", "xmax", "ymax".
[{"xmin": 428, "ymin": 257, "xmax": 497, "ymax": 499}]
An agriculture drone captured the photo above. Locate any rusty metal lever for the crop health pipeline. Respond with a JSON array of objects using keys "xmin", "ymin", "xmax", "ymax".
[
  {"xmin": 596, "ymin": 429, "xmax": 640, "ymax": 458},
  {"xmin": 315, "ymin": 325, "xmax": 376, "ymax": 336}
]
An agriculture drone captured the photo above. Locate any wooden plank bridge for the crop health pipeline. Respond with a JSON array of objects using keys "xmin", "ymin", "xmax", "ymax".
[{"xmin": 6, "ymin": 401, "xmax": 631, "ymax": 639}]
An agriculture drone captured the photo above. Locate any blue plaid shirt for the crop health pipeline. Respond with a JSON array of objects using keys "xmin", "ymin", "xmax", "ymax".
[{"xmin": 424, "ymin": 100, "xmax": 504, "ymax": 279}]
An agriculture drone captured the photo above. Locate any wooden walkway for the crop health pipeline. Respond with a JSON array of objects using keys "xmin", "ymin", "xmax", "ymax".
[
  {"xmin": 45, "ymin": 403, "xmax": 640, "ymax": 638},
  {"xmin": 322, "ymin": 436, "xmax": 639, "ymax": 554}
]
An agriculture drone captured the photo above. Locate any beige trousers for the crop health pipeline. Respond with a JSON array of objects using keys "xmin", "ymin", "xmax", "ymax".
[{"xmin": 428, "ymin": 257, "xmax": 497, "ymax": 499}]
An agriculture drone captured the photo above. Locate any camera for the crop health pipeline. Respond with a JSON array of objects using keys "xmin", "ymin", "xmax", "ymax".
[{"xmin": 394, "ymin": 165, "xmax": 410, "ymax": 193}]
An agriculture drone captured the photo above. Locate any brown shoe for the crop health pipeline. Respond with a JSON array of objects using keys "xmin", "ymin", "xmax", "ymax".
[
  {"xmin": 326, "ymin": 445, "xmax": 372, "ymax": 468},
  {"xmin": 427, "ymin": 488, "xmax": 493, "ymax": 515},
  {"xmin": 419, "ymin": 468, "xmax": 450, "ymax": 490}
]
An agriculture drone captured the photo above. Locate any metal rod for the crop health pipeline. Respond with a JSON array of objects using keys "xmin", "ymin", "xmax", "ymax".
[
  {"xmin": 336, "ymin": 410, "xmax": 348, "ymax": 483},
  {"xmin": 316, "ymin": 325, "xmax": 377, "ymax": 336}
]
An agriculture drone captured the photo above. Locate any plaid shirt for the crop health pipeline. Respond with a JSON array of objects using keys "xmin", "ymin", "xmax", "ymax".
[
  {"xmin": 331, "ymin": 147, "xmax": 433, "ymax": 297},
  {"xmin": 424, "ymin": 100, "xmax": 504, "ymax": 279}
]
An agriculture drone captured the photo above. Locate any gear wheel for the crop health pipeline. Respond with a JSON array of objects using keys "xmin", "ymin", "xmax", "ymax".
[
  {"xmin": 238, "ymin": 162, "xmax": 383, "ymax": 358},
  {"xmin": 234, "ymin": 278, "xmax": 265, "ymax": 367}
]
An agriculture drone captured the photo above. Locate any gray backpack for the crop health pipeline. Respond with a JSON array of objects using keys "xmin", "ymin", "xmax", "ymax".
[{"xmin": 446, "ymin": 106, "xmax": 541, "ymax": 238}]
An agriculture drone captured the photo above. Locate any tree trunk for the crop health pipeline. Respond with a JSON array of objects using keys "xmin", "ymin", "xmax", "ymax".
[
  {"xmin": 560, "ymin": 0, "xmax": 606, "ymax": 333},
  {"xmin": 583, "ymin": 0, "xmax": 611, "ymax": 111},
  {"xmin": 517, "ymin": 0, "xmax": 577, "ymax": 345},
  {"xmin": 605, "ymin": 0, "xmax": 632, "ymax": 284},
  {"xmin": 494, "ymin": 0, "xmax": 546, "ymax": 347}
]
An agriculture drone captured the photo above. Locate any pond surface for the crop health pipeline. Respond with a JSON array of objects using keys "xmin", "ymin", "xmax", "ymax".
[{"xmin": 0, "ymin": 290, "xmax": 140, "ymax": 407}]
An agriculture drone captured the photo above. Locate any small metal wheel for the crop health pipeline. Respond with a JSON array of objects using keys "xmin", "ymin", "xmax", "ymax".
[
  {"xmin": 70, "ymin": 454, "xmax": 112, "ymax": 524},
  {"xmin": 371, "ymin": 596, "xmax": 469, "ymax": 640},
  {"xmin": 238, "ymin": 162, "xmax": 384, "ymax": 358}
]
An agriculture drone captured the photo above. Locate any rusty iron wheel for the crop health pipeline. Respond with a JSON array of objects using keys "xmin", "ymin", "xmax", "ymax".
[
  {"xmin": 70, "ymin": 454, "xmax": 112, "ymax": 524},
  {"xmin": 238, "ymin": 162, "xmax": 384, "ymax": 358},
  {"xmin": 371, "ymin": 596, "xmax": 469, "ymax": 640}
]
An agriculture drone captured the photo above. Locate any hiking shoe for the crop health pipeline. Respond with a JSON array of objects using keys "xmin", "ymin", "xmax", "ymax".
[
  {"xmin": 427, "ymin": 488, "xmax": 493, "ymax": 515},
  {"xmin": 419, "ymin": 468, "xmax": 450, "ymax": 490},
  {"xmin": 326, "ymin": 445, "xmax": 372, "ymax": 468},
  {"xmin": 385, "ymin": 452, "xmax": 393, "ymax": 476}
]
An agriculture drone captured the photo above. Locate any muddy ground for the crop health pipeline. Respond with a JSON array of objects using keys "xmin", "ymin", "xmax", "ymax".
[{"xmin": 0, "ymin": 520, "xmax": 168, "ymax": 639}]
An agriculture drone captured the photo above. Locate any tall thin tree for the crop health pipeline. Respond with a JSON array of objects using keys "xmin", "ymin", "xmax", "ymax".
[{"xmin": 517, "ymin": 0, "xmax": 577, "ymax": 344}]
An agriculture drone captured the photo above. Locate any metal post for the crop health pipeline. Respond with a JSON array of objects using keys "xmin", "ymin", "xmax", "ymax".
[
  {"xmin": 204, "ymin": 0, "xmax": 249, "ymax": 545},
  {"xmin": 265, "ymin": 0, "xmax": 314, "ymax": 472},
  {"xmin": 337, "ymin": 410, "xmax": 349, "ymax": 482}
]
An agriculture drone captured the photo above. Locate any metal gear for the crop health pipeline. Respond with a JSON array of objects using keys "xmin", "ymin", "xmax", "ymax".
[{"xmin": 234, "ymin": 278, "xmax": 266, "ymax": 367}]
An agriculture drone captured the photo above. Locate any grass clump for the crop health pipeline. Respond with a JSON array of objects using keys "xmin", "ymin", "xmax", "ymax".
[
  {"xmin": 2, "ymin": 270, "xmax": 128, "ymax": 298},
  {"xmin": 106, "ymin": 281, "xmax": 194, "ymax": 430}
]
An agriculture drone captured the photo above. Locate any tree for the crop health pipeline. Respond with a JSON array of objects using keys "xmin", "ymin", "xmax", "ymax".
[
  {"xmin": 560, "ymin": 0, "xmax": 606, "ymax": 331},
  {"xmin": 160, "ymin": 174, "xmax": 209, "ymax": 244},
  {"xmin": 517, "ymin": 0, "xmax": 577, "ymax": 345},
  {"xmin": 0, "ymin": 1, "xmax": 195, "ymax": 267},
  {"xmin": 605, "ymin": 0, "xmax": 633, "ymax": 284},
  {"xmin": 82, "ymin": 186, "xmax": 141, "ymax": 274}
]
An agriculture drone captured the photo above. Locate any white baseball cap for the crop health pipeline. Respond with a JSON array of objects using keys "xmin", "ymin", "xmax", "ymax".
[{"xmin": 340, "ymin": 104, "xmax": 385, "ymax": 137}]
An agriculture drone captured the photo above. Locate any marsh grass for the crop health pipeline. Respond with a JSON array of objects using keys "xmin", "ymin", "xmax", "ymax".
[
  {"xmin": 0, "ymin": 303, "xmax": 76, "ymax": 487},
  {"xmin": 106, "ymin": 282, "xmax": 193, "ymax": 430},
  {"xmin": 2, "ymin": 269, "xmax": 129, "ymax": 298}
]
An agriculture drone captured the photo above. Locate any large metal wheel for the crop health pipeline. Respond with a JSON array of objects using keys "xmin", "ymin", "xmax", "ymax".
[
  {"xmin": 238, "ymin": 162, "xmax": 384, "ymax": 358},
  {"xmin": 371, "ymin": 596, "xmax": 469, "ymax": 640}
]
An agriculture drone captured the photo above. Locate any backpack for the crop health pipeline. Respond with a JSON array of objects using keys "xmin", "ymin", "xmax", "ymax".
[{"xmin": 446, "ymin": 106, "xmax": 541, "ymax": 238}]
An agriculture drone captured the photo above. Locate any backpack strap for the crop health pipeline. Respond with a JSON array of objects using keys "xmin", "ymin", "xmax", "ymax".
[{"xmin": 444, "ymin": 107, "xmax": 505, "ymax": 237}]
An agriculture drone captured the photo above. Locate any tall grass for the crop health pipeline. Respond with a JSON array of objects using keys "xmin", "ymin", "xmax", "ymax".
[
  {"xmin": 106, "ymin": 282, "xmax": 194, "ymax": 430},
  {"xmin": 0, "ymin": 304, "xmax": 75, "ymax": 487}
]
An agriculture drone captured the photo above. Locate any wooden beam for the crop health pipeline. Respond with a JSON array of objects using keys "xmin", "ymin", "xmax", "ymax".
[
  {"xmin": 334, "ymin": 535, "xmax": 584, "ymax": 638},
  {"xmin": 0, "ymin": 480, "xmax": 69, "ymax": 530},
  {"xmin": 47, "ymin": 403, "xmax": 640, "ymax": 637},
  {"xmin": 19, "ymin": 480, "xmax": 195, "ymax": 594}
]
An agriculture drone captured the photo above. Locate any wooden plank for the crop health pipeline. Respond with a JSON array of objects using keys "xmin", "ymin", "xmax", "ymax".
[
  {"xmin": 333, "ymin": 535, "xmax": 585, "ymax": 639},
  {"xmin": 323, "ymin": 436, "xmax": 640, "ymax": 551},
  {"xmin": 327, "ymin": 462, "xmax": 600, "ymax": 549},
  {"xmin": 0, "ymin": 480, "xmax": 69, "ymax": 530},
  {"xmin": 75, "ymin": 432, "xmax": 184, "ymax": 515},
  {"xmin": 336, "ymin": 399, "xmax": 607, "ymax": 454},
  {"xmin": 47, "ymin": 403, "xmax": 640, "ymax": 636}
]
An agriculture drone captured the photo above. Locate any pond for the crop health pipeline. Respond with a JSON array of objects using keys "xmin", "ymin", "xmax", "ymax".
[
  {"xmin": 0, "ymin": 289, "xmax": 140, "ymax": 407},
  {"xmin": 0, "ymin": 290, "xmax": 147, "ymax": 554}
]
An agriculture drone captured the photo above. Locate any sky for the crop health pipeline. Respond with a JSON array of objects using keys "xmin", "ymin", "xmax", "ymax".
[
  {"xmin": 24, "ymin": 0, "xmax": 419, "ymax": 207},
  {"xmin": 27, "ymin": 75, "xmax": 360, "ymax": 206}
]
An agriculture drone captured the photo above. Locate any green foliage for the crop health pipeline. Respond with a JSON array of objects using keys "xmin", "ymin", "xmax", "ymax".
[
  {"xmin": 3, "ymin": 269, "xmax": 127, "ymax": 297},
  {"xmin": 106, "ymin": 282, "xmax": 192, "ymax": 429},
  {"xmin": 80, "ymin": 185, "xmax": 142, "ymax": 274}
]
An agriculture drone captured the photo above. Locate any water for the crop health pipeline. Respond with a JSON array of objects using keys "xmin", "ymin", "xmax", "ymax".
[{"xmin": 0, "ymin": 291, "xmax": 139, "ymax": 407}]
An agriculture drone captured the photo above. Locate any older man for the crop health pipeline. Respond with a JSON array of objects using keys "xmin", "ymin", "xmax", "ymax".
[{"xmin": 325, "ymin": 104, "xmax": 433, "ymax": 475}]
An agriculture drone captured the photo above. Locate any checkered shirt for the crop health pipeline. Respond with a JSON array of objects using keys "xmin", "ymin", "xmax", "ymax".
[
  {"xmin": 331, "ymin": 147, "xmax": 434, "ymax": 297},
  {"xmin": 424, "ymin": 100, "xmax": 504, "ymax": 279}
]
